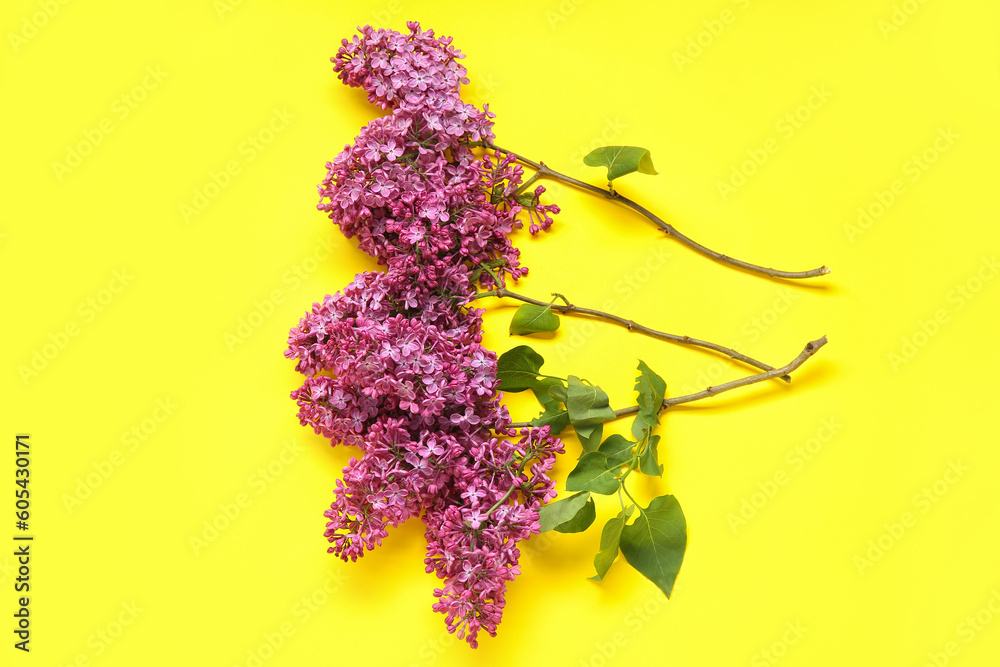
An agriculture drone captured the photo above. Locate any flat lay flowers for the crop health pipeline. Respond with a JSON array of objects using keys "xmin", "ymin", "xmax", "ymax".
[
  {"xmin": 10, "ymin": 3, "xmax": 997, "ymax": 665},
  {"xmin": 286, "ymin": 22, "xmax": 827, "ymax": 648}
]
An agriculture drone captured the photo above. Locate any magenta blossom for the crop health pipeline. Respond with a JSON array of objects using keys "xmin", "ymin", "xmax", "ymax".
[{"xmin": 288, "ymin": 21, "xmax": 563, "ymax": 647}]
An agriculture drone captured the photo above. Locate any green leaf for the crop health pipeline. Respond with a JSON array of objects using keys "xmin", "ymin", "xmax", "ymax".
[
  {"xmin": 590, "ymin": 505, "xmax": 634, "ymax": 582},
  {"xmin": 583, "ymin": 146, "xmax": 658, "ymax": 183},
  {"xmin": 548, "ymin": 384, "xmax": 568, "ymax": 403},
  {"xmin": 635, "ymin": 360, "xmax": 667, "ymax": 419},
  {"xmin": 620, "ymin": 494, "xmax": 687, "ymax": 597},
  {"xmin": 638, "ymin": 434, "xmax": 663, "ymax": 476},
  {"xmin": 509, "ymin": 303, "xmax": 561, "ymax": 336},
  {"xmin": 599, "ymin": 434, "xmax": 635, "ymax": 469},
  {"xmin": 554, "ymin": 497, "xmax": 597, "ymax": 533},
  {"xmin": 530, "ymin": 405, "xmax": 571, "ymax": 435},
  {"xmin": 538, "ymin": 491, "xmax": 591, "ymax": 532},
  {"xmin": 515, "ymin": 192, "xmax": 536, "ymax": 207},
  {"xmin": 566, "ymin": 452, "xmax": 621, "ymax": 495},
  {"xmin": 532, "ymin": 378, "xmax": 564, "ymax": 410},
  {"xmin": 631, "ymin": 416, "xmax": 649, "ymax": 442},
  {"xmin": 565, "ymin": 377, "xmax": 614, "ymax": 452},
  {"xmin": 631, "ymin": 360, "xmax": 667, "ymax": 440},
  {"xmin": 566, "ymin": 376, "xmax": 616, "ymax": 427},
  {"xmin": 529, "ymin": 378, "xmax": 570, "ymax": 434},
  {"xmin": 573, "ymin": 421, "xmax": 604, "ymax": 454},
  {"xmin": 496, "ymin": 345, "xmax": 545, "ymax": 392}
]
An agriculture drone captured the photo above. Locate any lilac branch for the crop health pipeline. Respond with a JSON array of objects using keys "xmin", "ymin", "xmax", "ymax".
[
  {"xmin": 506, "ymin": 336, "xmax": 828, "ymax": 429},
  {"xmin": 472, "ymin": 286, "xmax": 789, "ymax": 380},
  {"xmin": 485, "ymin": 142, "xmax": 831, "ymax": 281}
]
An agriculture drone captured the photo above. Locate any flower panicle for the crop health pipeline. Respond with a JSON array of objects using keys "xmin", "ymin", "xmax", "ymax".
[{"xmin": 288, "ymin": 22, "xmax": 563, "ymax": 647}]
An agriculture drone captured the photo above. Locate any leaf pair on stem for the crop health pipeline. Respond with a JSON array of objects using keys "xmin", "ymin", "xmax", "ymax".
[{"xmin": 499, "ymin": 345, "xmax": 685, "ymax": 596}]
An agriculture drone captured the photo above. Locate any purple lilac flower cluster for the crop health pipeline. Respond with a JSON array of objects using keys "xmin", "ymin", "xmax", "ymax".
[
  {"xmin": 285, "ymin": 22, "xmax": 562, "ymax": 647},
  {"xmin": 319, "ymin": 22, "xmax": 558, "ymax": 288}
]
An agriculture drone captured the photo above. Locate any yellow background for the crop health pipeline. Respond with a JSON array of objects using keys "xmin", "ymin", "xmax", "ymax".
[{"xmin": 3, "ymin": 0, "xmax": 999, "ymax": 664}]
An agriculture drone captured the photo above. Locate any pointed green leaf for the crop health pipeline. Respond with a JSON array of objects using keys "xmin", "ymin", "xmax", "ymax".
[
  {"xmin": 509, "ymin": 303, "xmax": 561, "ymax": 336},
  {"xmin": 573, "ymin": 421, "xmax": 604, "ymax": 454},
  {"xmin": 532, "ymin": 378, "xmax": 564, "ymax": 410},
  {"xmin": 590, "ymin": 505, "xmax": 634, "ymax": 581},
  {"xmin": 566, "ymin": 451, "xmax": 621, "ymax": 495},
  {"xmin": 599, "ymin": 434, "xmax": 635, "ymax": 469},
  {"xmin": 583, "ymin": 146, "xmax": 658, "ymax": 183},
  {"xmin": 530, "ymin": 405, "xmax": 571, "ymax": 435},
  {"xmin": 538, "ymin": 491, "xmax": 591, "ymax": 532},
  {"xmin": 529, "ymin": 378, "xmax": 570, "ymax": 434},
  {"xmin": 631, "ymin": 416, "xmax": 649, "ymax": 442},
  {"xmin": 631, "ymin": 360, "xmax": 667, "ymax": 440},
  {"xmin": 635, "ymin": 360, "xmax": 667, "ymax": 418},
  {"xmin": 548, "ymin": 383, "xmax": 568, "ymax": 403},
  {"xmin": 566, "ymin": 376, "xmax": 616, "ymax": 426},
  {"xmin": 638, "ymin": 434, "xmax": 663, "ymax": 476},
  {"xmin": 496, "ymin": 345, "xmax": 545, "ymax": 392},
  {"xmin": 620, "ymin": 494, "xmax": 687, "ymax": 597},
  {"xmin": 554, "ymin": 497, "xmax": 596, "ymax": 533}
]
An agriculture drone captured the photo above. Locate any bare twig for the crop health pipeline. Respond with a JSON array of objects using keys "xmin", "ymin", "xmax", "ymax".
[
  {"xmin": 507, "ymin": 336, "xmax": 828, "ymax": 428},
  {"xmin": 473, "ymin": 287, "xmax": 789, "ymax": 380},
  {"xmin": 486, "ymin": 142, "xmax": 830, "ymax": 280}
]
